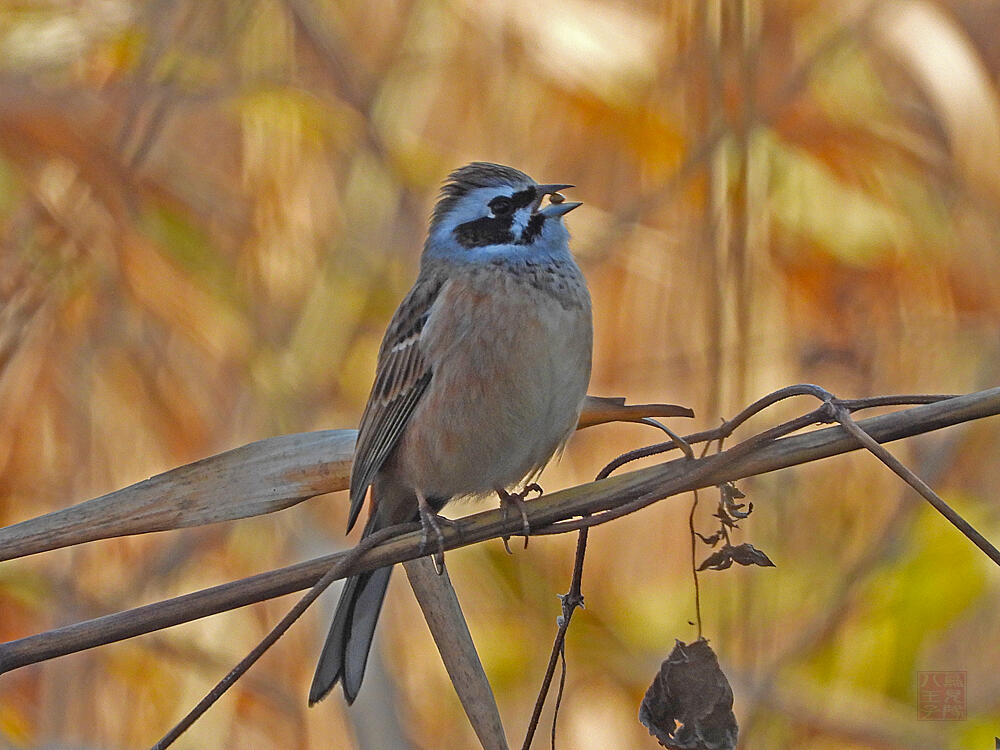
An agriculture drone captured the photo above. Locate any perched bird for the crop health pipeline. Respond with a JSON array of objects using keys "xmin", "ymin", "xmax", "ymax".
[{"xmin": 310, "ymin": 162, "xmax": 593, "ymax": 705}]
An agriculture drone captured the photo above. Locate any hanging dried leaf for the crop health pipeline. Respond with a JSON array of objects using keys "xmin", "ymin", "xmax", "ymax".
[
  {"xmin": 697, "ymin": 543, "xmax": 775, "ymax": 572},
  {"xmin": 639, "ymin": 639, "xmax": 738, "ymax": 750},
  {"xmin": 728, "ymin": 543, "xmax": 775, "ymax": 568},
  {"xmin": 718, "ymin": 483, "xmax": 751, "ymax": 520},
  {"xmin": 697, "ymin": 549, "xmax": 735, "ymax": 571}
]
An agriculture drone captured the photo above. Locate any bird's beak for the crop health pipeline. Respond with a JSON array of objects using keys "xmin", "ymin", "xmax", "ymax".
[
  {"xmin": 539, "ymin": 200, "xmax": 582, "ymax": 218},
  {"xmin": 533, "ymin": 183, "xmax": 582, "ymax": 218},
  {"xmin": 535, "ymin": 183, "xmax": 574, "ymax": 197}
]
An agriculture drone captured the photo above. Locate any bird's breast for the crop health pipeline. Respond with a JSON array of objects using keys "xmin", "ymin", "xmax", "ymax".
[{"xmin": 390, "ymin": 262, "xmax": 592, "ymax": 499}]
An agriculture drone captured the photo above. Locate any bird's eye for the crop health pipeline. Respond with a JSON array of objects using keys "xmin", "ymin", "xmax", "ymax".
[{"xmin": 489, "ymin": 196, "xmax": 513, "ymax": 217}]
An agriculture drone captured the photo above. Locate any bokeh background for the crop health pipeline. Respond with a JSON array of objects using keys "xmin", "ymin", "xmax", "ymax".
[{"xmin": 1, "ymin": 1, "xmax": 999, "ymax": 748}]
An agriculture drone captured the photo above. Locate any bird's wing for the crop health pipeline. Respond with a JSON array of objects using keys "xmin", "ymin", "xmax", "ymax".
[{"xmin": 346, "ymin": 276, "xmax": 443, "ymax": 531}]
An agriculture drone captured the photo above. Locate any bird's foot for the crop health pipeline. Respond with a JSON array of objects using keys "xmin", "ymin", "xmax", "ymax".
[
  {"xmin": 498, "ymin": 483, "xmax": 542, "ymax": 553},
  {"xmin": 417, "ymin": 498, "xmax": 458, "ymax": 574}
]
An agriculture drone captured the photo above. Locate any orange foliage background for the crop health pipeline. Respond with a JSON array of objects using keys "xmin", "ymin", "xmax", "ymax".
[{"xmin": 1, "ymin": 1, "xmax": 998, "ymax": 748}]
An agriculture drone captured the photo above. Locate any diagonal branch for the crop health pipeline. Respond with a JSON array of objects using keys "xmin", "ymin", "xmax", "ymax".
[{"xmin": 832, "ymin": 405, "xmax": 1000, "ymax": 565}]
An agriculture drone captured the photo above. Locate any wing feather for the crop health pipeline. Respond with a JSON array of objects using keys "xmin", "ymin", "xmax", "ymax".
[{"xmin": 346, "ymin": 276, "xmax": 442, "ymax": 531}]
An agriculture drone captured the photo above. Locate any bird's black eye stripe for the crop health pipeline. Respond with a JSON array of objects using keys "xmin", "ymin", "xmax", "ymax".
[
  {"xmin": 454, "ymin": 218, "xmax": 514, "ymax": 248},
  {"xmin": 511, "ymin": 188, "xmax": 535, "ymax": 209},
  {"xmin": 489, "ymin": 188, "xmax": 536, "ymax": 217},
  {"xmin": 454, "ymin": 186, "xmax": 544, "ymax": 248}
]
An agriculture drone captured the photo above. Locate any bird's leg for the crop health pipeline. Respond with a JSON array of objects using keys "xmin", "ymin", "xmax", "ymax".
[
  {"xmin": 417, "ymin": 491, "xmax": 456, "ymax": 574},
  {"xmin": 497, "ymin": 483, "xmax": 542, "ymax": 553}
]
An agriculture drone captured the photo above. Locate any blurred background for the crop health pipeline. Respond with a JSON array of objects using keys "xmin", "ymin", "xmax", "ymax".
[{"xmin": 0, "ymin": 0, "xmax": 998, "ymax": 748}]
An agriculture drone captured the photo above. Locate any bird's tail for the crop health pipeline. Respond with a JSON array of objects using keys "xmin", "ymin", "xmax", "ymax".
[{"xmin": 309, "ymin": 514, "xmax": 393, "ymax": 705}]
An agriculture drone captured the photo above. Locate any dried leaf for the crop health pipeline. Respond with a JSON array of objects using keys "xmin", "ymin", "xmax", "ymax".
[
  {"xmin": 697, "ymin": 544, "xmax": 775, "ymax": 571},
  {"xmin": 728, "ymin": 543, "xmax": 775, "ymax": 568},
  {"xmin": 697, "ymin": 550, "xmax": 734, "ymax": 571},
  {"xmin": 694, "ymin": 531, "xmax": 723, "ymax": 546},
  {"xmin": 576, "ymin": 396, "xmax": 694, "ymax": 429},
  {"xmin": 719, "ymin": 483, "xmax": 751, "ymax": 520},
  {"xmin": 639, "ymin": 639, "xmax": 738, "ymax": 750}
]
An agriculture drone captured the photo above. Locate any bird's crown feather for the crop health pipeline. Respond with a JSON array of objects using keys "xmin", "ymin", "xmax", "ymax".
[{"xmin": 432, "ymin": 162, "xmax": 533, "ymax": 225}]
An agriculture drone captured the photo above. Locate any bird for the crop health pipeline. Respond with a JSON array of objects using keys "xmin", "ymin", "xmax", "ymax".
[{"xmin": 309, "ymin": 162, "xmax": 593, "ymax": 706}]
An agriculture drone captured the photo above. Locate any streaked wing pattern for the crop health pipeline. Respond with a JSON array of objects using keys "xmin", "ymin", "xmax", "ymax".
[{"xmin": 345, "ymin": 277, "xmax": 443, "ymax": 531}]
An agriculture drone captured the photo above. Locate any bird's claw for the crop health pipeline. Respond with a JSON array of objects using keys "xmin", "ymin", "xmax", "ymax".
[
  {"xmin": 523, "ymin": 483, "xmax": 543, "ymax": 498},
  {"xmin": 418, "ymin": 505, "xmax": 458, "ymax": 574},
  {"xmin": 498, "ymin": 484, "xmax": 542, "ymax": 553}
]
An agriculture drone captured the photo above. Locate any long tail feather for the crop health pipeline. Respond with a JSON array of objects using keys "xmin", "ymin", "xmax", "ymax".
[{"xmin": 310, "ymin": 518, "xmax": 393, "ymax": 705}]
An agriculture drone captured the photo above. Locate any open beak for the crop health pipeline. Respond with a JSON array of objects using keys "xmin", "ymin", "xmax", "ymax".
[{"xmin": 533, "ymin": 183, "xmax": 582, "ymax": 218}]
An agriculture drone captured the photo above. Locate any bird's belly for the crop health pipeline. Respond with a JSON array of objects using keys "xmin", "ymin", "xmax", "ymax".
[{"xmin": 390, "ymin": 276, "xmax": 591, "ymax": 500}]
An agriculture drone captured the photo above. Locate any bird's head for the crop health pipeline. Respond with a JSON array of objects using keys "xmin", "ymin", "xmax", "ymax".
[{"xmin": 424, "ymin": 162, "xmax": 581, "ymax": 263}]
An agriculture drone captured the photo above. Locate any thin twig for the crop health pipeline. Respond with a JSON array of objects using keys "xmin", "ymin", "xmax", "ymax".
[
  {"xmin": 536, "ymin": 392, "xmax": 963, "ymax": 537},
  {"xmin": 551, "ymin": 643, "xmax": 568, "ymax": 750},
  {"xmin": 521, "ymin": 525, "xmax": 589, "ymax": 750},
  {"xmin": 832, "ymin": 405, "xmax": 1000, "ymax": 567},
  {"xmin": 689, "ymin": 489, "xmax": 703, "ymax": 639},
  {"xmin": 531, "ymin": 410, "xmax": 824, "ymax": 537},
  {"xmin": 521, "ymin": 433, "xmax": 658, "ymax": 750},
  {"xmin": 151, "ymin": 524, "xmax": 406, "ymax": 749},
  {"xmin": 590, "ymin": 392, "xmax": 954, "ymax": 480},
  {"xmin": 687, "ymin": 435, "xmax": 722, "ymax": 642}
]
